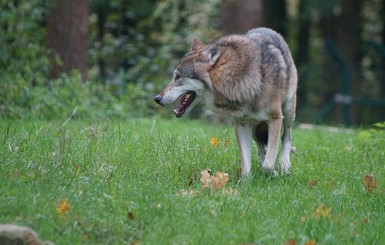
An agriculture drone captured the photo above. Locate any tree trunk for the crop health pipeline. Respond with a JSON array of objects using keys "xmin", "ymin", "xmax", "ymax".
[
  {"xmin": 382, "ymin": 0, "xmax": 385, "ymax": 45},
  {"xmin": 295, "ymin": 0, "xmax": 310, "ymax": 121},
  {"xmin": 220, "ymin": 0, "xmax": 264, "ymax": 34},
  {"xmin": 337, "ymin": 0, "xmax": 362, "ymax": 125},
  {"xmin": 262, "ymin": 0, "xmax": 287, "ymax": 37},
  {"xmin": 46, "ymin": 0, "xmax": 88, "ymax": 81},
  {"xmin": 296, "ymin": 0, "xmax": 310, "ymax": 65},
  {"xmin": 318, "ymin": 12, "xmax": 340, "ymax": 123},
  {"xmin": 381, "ymin": 0, "xmax": 385, "ymax": 96}
]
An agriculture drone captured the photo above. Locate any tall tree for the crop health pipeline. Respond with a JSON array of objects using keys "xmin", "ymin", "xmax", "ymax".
[
  {"xmin": 262, "ymin": 0, "xmax": 287, "ymax": 37},
  {"xmin": 220, "ymin": 0, "xmax": 264, "ymax": 34},
  {"xmin": 46, "ymin": 0, "xmax": 88, "ymax": 81},
  {"xmin": 296, "ymin": 0, "xmax": 310, "ymax": 65},
  {"xmin": 382, "ymin": 0, "xmax": 385, "ymax": 45},
  {"xmin": 381, "ymin": 0, "xmax": 385, "ymax": 97},
  {"xmin": 220, "ymin": 0, "xmax": 288, "ymax": 37},
  {"xmin": 336, "ymin": 0, "xmax": 363, "ymax": 124}
]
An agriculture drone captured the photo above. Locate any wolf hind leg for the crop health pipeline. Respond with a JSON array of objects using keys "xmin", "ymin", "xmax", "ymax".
[
  {"xmin": 279, "ymin": 95, "xmax": 296, "ymax": 175},
  {"xmin": 279, "ymin": 124, "xmax": 292, "ymax": 175},
  {"xmin": 252, "ymin": 122, "xmax": 268, "ymax": 167}
]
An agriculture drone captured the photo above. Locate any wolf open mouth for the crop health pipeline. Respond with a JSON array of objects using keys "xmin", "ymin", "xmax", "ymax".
[{"xmin": 174, "ymin": 91, "xmax": 196, "ymax": 118}]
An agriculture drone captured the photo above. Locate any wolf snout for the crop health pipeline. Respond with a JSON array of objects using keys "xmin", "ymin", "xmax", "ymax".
[{"xmin": 154, "ymin": 95, "xmax": 163, "ymax": 105}]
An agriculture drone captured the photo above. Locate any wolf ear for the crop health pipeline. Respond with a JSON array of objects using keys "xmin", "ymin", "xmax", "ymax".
[
  {"xmin": 191, "ymin": 38, "xmax": 204, "ymax": 51},
  {"xmin": 202, "ymin": 46, "xmax": 221, "ymax": 66}
]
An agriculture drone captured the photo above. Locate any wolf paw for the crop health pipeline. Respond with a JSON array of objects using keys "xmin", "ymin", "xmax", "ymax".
[
  {"xmin": 279, "ymin": 158, "xmax": 291, "ymax": 176},
  {"xmin": 262, "ymin": 167, "xmax": 278, "ymax": 177}
]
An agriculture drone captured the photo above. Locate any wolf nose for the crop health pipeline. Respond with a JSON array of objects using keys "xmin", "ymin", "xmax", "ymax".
[{"xmin": 154, "ymin": 95, "xmax": 162, "ymax": 105}]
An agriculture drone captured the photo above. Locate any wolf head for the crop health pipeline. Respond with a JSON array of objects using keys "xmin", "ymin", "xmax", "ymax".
[{"xmin": 154, "ymin": 38, "xmax": 221, "ymax": 118}]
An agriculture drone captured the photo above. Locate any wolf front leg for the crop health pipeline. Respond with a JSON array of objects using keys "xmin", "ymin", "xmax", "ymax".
[
  {"xmin": 261, "ymin": 118, "xmax": 282, "ymax": 176},
  {"xmin": 235, "ymin": 124, "xmax": 253, "ymax": 176}
]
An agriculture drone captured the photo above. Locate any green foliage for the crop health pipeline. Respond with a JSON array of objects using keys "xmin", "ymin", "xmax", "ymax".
[
  {"xmin": 0, "ymin": 0, "xmax": 51, "ymax": 82},
  {"xmin": 89, "ymin": 0, "xmax": 221, "ymax": 94},
  {"xmin": 0, "ymin": 0, "xmax": 162, "ymax": 120},
  {"xmin": 0, "ymin": 0, "xmax": 50, "ymax": 118},
  {"xmin": 88, "ymin": 0, "xmax": 159, "ymax": 80},
  {"xmin": 1, "ymin": 71, "xmax": 158, "ymax": 119},
  {"xmin": 358, "ymin": 122, "xmax": 385, "ymax": 168},
  {"xmin": 126, "ymin": 0, "xmax": 221, "ymax": 86},
  {"xmin": 1, "ymin": 0, "xmax": 384, "ymax": 124}
]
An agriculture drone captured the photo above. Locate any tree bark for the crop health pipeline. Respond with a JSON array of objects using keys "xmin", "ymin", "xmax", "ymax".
[
  {"xmin": 381, "ymin": 0, "xmax": 385, "ymax": 97},
  {"xmin": 220, "ymin": 0, "xmax": 264, "ymax": 34},
  {"xmin": 336, "ymin": 0, "xmax": 362, "ymax": 124},
  {"xmin": 46, "ymin": 0, "xmax": 88, "ymax": 81},
  {"xmin": 296, "ymin": 0, "xmax": 310, "ymax": 65},
  {"xmin": 262, "ymin": 0, "xmax": 287, "ymax": 37}
]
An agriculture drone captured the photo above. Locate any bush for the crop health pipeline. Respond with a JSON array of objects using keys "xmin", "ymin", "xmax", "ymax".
[
  {"xmin": 0, "ymin": 0, "xmax": 221, "ymax": 120},
  {"xmin": 1, "ymin": 71, "xmax": 159, "ymax": 120},
  {"xmin": 0, "ymin": 1, "xmax": 52, "ymax": 78}
]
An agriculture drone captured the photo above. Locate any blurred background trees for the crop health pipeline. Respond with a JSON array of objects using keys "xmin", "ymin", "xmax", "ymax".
[
  {"xmin": 1, "ymin": 0, "xmax": 385, "ymax": 125},
  {"xmin": 46, "ymin": 0, "xmax": 88, "ymax": 81}
]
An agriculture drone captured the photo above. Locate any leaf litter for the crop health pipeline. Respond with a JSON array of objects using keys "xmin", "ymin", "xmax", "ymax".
[{"xmin": 178, "ymin": 169, "xmax": 238, "ymax": 197}]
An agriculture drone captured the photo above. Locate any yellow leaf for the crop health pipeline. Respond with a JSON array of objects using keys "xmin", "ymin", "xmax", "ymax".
[
  {"xmin": 56, "ymin": 199, "xmax": 71, "ymax": 216},
  {"xmin": 313, "ymin": 204, "xmax": 331, "ymax": 219},
  {"xmin": 211, "ymin": 137, "xmax": 221, "ymax": 147}
]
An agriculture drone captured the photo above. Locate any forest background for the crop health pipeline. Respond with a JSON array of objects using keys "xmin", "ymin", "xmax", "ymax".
[{"xmin": 1, "ymin": 0, "xmax": 385, "ymax": 126}]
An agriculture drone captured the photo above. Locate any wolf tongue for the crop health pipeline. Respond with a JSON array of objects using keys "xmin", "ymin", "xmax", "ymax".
[
  {"xmin": 174, "ymin": 94, "xmax": 188, "ymax": 117},
  {"xmin": 174, "ymin": 92, "xmax": 195, "ymax": 117}
]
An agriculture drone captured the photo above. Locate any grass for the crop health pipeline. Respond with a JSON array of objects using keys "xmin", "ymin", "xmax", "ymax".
[{"xmin": 1, "ymin": 118, "xmax": 384, "ymax": 244}]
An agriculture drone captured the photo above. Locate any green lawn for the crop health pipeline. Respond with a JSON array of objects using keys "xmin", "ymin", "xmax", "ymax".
[{"xmin": 1, "ymin": 118, "xmax": 384, "ymax": 244}]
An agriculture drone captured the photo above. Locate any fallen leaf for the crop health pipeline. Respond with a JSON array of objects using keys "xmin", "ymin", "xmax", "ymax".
[
  {"xmin": 200, "ymin": 169, "xmax": 212, "ymax": 189},
  {"xmin": 71, "ymin": 162, "xmax": 80, "ymax": 170},
  {"xmin": 200, "ymin": 169, "xmax": 230, "ymax": 192},
  {"xmin": 307, "ymin": 179, "xmax": 319, "ymax": 189},
  {"xmin": 313, "ymin": 204, "xmax": 331, "ymax": 219},
  {"xmin": 305, "ymin": 239, "xmax": 317, "ymax": 245},
  {"xmin": 211, "ymin": 172, "xmax": 229, "ymax": 189},
  {"xmin": 282, "ymin": 239, "xmax": 297, "ymax": 245},
  {"xmin": 128, "ymin": 211, "xmax": 135, "ymax": 220},
  {"xmin": 56, "ymin": 199, "xmax": 71, "ymax": 216},
  {"xmin": 211, "ymin": 137, "xmax": 221, "ymax": 147},
  {"xmin": 363, "ymin": 174, "xmax": 376, "ymax": 193}
]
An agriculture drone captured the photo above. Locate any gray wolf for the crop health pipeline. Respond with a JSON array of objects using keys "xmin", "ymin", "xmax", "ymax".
[{"xmin": 154, "ymin": 27, "xmax": 297, "ymax": 176}]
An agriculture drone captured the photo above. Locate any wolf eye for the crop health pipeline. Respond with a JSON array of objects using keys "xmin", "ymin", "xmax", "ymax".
[{"xmin": 175, "ymin": 74, "xmax": 181, "ymax": 80}]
